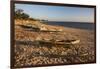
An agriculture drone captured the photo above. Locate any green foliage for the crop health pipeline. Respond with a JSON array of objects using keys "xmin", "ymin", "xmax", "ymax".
[
  {"xmin": 15, "ymin": 8, "xmax": 29, "ymax": 19},
  {"xmin": 21, "ymin": 13, "xmax": 29, "ymax": 19}
]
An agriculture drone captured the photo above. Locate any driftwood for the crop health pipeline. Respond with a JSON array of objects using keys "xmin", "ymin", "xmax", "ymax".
[{"xmin": 36, "ymin": 39, "xmax": 80, "ymax": 45}]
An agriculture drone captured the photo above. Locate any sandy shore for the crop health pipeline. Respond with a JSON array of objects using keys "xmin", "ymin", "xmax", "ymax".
[{"xmin": 14, "ymin": 20, "xmax": 95, "ymax": 67}]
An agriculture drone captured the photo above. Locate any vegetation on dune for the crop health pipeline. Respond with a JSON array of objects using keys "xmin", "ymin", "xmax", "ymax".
[
  {"xmin": 14, "ymin": 7, "xmax": 38, "ymax": 21},
  {"xmin": 15, "ymin": 9, "xmax": 29, "ymax": 19},
  {"xmin": 14, "ymin": 7, "xmax": 48, "ymax": 22}
]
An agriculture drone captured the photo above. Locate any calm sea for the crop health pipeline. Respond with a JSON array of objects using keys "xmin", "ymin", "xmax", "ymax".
[{"xmin": 44, "ymin": 21, "xmax": 94, "ymax": 30}]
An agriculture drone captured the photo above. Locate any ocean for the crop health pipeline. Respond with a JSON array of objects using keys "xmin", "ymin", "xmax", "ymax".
[{"xmin": 44, "ymin": 21, "xmax": 94, "ymax": 30}]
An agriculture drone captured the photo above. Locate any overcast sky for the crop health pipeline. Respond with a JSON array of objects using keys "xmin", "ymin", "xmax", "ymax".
[{"xmin": 15, "ymin": 3, "xmax": 94, "ymax": 23}]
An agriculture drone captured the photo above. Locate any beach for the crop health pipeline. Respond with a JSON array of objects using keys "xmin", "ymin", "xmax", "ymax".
[{"xmin": 14, "ymin": 19, "xmax": 95, "ymax": 67}]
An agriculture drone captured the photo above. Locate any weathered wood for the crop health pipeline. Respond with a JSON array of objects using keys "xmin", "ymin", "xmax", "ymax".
[{"xmin": 36, "ymin": 39, "xmax": 80, "ymax": 45}]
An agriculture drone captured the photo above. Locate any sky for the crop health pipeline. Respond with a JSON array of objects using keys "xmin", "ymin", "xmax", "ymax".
[{"xmin": 15, "ymin": 3, "xmax": 94, "ymax": 23}]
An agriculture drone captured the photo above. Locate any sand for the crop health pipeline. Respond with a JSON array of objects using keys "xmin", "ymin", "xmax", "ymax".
[{"xmin": 14, "ymin": 19, "xmax": 95, "ymax": 67}]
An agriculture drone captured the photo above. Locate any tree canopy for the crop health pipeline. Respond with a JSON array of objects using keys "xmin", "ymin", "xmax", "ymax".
[{"xmin": 15, "ymin": 8, "xmax": 30, "ymax": 19}]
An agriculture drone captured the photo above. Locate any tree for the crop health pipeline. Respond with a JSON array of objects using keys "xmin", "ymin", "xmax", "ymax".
[
  {"xmin": 15, "ymin": 8, "xmax": 29, "ymax": 19},
  {"xmin": 15, "ymin": 9, "xmax": 23, "ymax": 14}
]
